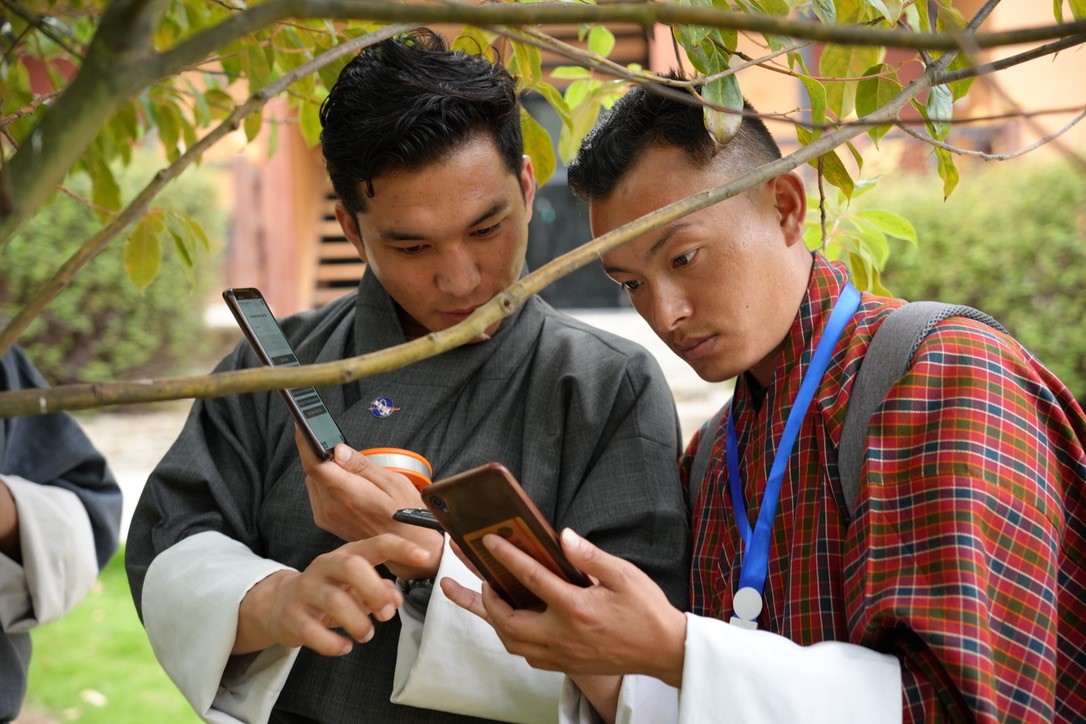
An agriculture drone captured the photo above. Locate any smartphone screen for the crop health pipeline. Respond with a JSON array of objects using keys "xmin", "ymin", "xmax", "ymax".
[
  {"xmin": 422, "ymin": 463, "xmax": 590, "ymax": 609},
  {"xmin": 222, "ymin": 288, "xmax": 346, "ymax": 460}
]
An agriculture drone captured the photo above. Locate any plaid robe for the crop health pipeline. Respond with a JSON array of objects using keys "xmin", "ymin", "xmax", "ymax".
[
  {"xmin": 127, "ymin": 269, "xmax": 689, "ymax": 723},
  {"xmin": 684, "ymin": 254, "xmax": 1086, "ymax": 722}
]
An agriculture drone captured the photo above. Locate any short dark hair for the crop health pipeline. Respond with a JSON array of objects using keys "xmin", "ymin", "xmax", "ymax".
[
  {"xmin": 319, "ymin": 29, "xmax": 523, "ymax": 216},
  {"xmin": 567, "ymin": 76, "xmax": 782, "ymax": 202}
]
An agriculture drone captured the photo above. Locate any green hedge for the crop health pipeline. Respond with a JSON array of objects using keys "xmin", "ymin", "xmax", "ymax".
[
  {"xmin": 0, "ymin": 153, "xmax": 224, "ymax": 385},
  {"xmin": 863, "ymin": 158, "xmax": 1086, "ymax": 401}
]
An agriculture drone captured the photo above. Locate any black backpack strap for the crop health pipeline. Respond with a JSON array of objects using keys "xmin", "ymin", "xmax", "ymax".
[
  {"xmin": 688, "ymin": 400, "xmax": 731, "ymax": 511},
  {"xmin": 837, "ymin": 302, "xmax": 1006, "ymax": 522}
]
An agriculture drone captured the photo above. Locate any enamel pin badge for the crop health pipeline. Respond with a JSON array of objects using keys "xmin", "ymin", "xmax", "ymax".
[{"xmin": 369, "ymin": 396, "xmax": 399, "ymax": 419}]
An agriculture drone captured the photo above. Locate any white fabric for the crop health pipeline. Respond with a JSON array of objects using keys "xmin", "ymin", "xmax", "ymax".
[
  {"xmin": 141, "ymin": 531, "xmax": 299, "ymax": 723},
  {"xmin": 560, "ymin": 613, "xmax": 902, "ymax": 724},
  {"xmin": 0, "ymin": 474, "xmax": 98, "ymax": 633},
  {"xmin": 393, "ymin": 535, "xmax": 563, "ymax": 723}
]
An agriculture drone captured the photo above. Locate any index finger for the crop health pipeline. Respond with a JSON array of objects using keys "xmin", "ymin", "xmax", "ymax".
[{"xmin": 481, "ymin": 533, "xmax": 581, "ymax": 608}]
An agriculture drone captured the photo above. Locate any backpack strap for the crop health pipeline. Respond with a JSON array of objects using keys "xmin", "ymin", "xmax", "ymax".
[
  {"xmin": 837, "ymin": 302, "xmax": 1007, "ymax": 522},
  {"xmin": 688, "ymin": 400, "xmax": 730, "ymax": 511}
]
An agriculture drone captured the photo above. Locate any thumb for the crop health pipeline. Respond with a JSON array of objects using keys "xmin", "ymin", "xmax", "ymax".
[
  {"xmin": 333, "ymin": 444, "xmax": 376, "ymax": 475},
  {"xmin": 559, "ymin": 528, "xmax": 625, "ymax": 589}
]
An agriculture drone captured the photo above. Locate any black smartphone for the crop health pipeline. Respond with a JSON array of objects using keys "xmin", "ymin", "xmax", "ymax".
[
  {"xmin": 419, "ymin": 462, "xmax": 591, "ymax": 609},
  {"xmin": 393, "ymin": 508, "xmax": 445, "ymax": 531},
  {"xmin": 222, "ymin": 287, "xmax": 346, "ymax": 461}
]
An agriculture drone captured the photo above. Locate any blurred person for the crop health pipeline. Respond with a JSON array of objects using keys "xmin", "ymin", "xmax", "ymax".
[
  {"xmin": 445, "ymin": 81, "xmax": 1086, "ymax": 723},
  {"xmin": 125, "ymin": 30, "xmax": 688, "ymax": 723},
  {"xmin": 1, "ymin": 345, "xmax": 122, "ymax": 720}
]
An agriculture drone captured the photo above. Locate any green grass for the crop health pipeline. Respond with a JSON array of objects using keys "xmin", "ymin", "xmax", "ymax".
[{"xmin": 22, "ymin": 546, "xmax": 200, "ymax": 723}]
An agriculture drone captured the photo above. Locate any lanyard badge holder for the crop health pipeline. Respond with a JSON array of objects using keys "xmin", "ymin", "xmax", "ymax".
[{"xmin": 727, "ymin": 284, "xmax": 861, "ymax": 630}]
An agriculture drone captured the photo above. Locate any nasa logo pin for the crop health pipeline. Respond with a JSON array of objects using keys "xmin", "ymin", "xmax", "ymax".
[{"xmin": 368, "ymin": 396, "xmax": 399, "ymax": 419}]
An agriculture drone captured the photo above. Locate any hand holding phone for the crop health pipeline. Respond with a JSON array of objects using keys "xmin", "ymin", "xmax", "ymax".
[
  {"xmin": 222, "ymin": 287, "xmax": 346, "ymax": 460},
  {"xmin": 414, "ymin": 463, "xmax": 590, "ymax": 609}
]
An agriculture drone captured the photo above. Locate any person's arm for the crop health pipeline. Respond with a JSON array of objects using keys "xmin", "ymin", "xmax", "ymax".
[
  {"xmin": 446, "ymin": 529, "xmax": 902, "ymax": 724},
  {"xmin": 1, "ymin": 346, "xmax": 122, "ymax": 632},
  {"xmin": 0, "ymin": 475, "xmax": 98, "ymax": 632}
]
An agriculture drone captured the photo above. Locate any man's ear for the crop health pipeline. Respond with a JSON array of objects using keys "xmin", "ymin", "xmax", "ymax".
[
  {"xmin": 520, "ymin": 154, "xmax": 537, "ymax": 223},
  {"xmin": 334, "ymin": 201, "xmax": 367, "ymax": 263},
  {"xmin": 772, "ymin": 172, "xmax": 807, "ymax": 247}
]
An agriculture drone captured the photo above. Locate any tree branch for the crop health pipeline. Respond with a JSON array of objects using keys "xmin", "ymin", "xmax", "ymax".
[
  {"xmin": 0, "ymin": 28, "xmax": 949, "ymax": 418},
  {"xmin": 894, "ymin": 109, "xmax": 1086, "ymax": 162}
]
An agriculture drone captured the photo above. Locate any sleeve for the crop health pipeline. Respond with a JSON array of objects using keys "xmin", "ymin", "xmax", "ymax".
[
  {"xmin": 0, "ymin": 346, "xmax": 123, "ymax": 631},
  {"xmin": 849, "ymin": 319, "xmax": 1085, "ymax": 721},
  {"xmin": 0, "ymin": 475, "xmax": 98, "ymax": 631},
  {"xmin": 124, "ymin": 345, "xmax": 296, "ymax": 715},
  {"xmin": 139, "ymin": 531, "xmax": 299, "ymax": 722},
  {"xmin": 540, "ymin": 338, "xmax": 691, "ymax": 609},
  {"xmin": 392, "ymin": 536, "xmax": 563, "ymax": 723},
  {"xmin": 557, "ymin": 614, "xmax": 901, "ymax": 724}
]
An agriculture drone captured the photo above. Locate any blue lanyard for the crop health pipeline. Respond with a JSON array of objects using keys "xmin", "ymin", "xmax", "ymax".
[{"xmin": 726, "ymin": 283, "xmax": 861, "ymax": 626}]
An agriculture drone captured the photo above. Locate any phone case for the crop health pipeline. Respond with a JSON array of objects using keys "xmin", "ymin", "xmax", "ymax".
[{"xmin": 422, "ymin": 462, "xmax": 590, "ymax": 609}]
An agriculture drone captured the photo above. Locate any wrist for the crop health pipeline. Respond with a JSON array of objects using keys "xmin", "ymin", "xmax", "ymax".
[
  {"xmin": 0, "ymin": 481, "xmax": 20, "ymax": 562},
  {"xmin": 233, "ymin": 569, "xmax": 294, "ymax": 655},
  {"xmin": 646, "ymin": 607, "xmax": 687, "ymax": 687}
]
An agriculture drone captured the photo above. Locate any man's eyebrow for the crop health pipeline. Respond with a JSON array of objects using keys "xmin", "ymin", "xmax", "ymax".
[
  {"xmin": 602, "ymin": 220, "xmax": 694, "ymax": 276},
  {"xmin": 379, "ymin": 201, "xmax": 508, "ymax": 242}
]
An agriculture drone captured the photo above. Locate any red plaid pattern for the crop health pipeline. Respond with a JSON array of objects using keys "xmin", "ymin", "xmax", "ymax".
[{"xmin": 683, "ymin": 254, "xmax": 1086, "ymax": 722}]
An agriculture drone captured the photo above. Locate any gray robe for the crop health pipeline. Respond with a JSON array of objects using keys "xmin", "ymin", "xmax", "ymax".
[
  {"xmin": 1, "ymin": 346, "xmax": 122, "ymax": 722},
  {"xmin": 126, "ymin": 271, "xmax": 689, "ymax": 723}
]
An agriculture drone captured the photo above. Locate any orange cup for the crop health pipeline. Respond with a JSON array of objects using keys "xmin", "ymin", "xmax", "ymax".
[{"xmin": 361, "ymin": 447, "xmax": 432, "ymax": 491}]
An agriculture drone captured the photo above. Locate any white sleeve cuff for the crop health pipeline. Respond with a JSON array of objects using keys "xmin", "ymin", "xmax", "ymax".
[
  {"xmin": 142, "ymin": 530, "xmax": 301, "ymax": 722},
  {"xmin": 559, "ymin": 675, "xmax": 679, "ymax": 724},
  {"xmin": 393, "ymin": 535, "xmax": 562, "ymax": 723},
  {"xmin": 679, "ymin": 613, "xmax": 902, "ymax": 723},
  {"xmin": 0, "ymin": 474, "xmax": 98, "ymax": 632}
]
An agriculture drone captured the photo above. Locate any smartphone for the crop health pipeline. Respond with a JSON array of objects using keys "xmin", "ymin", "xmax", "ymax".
[
  {"xmin": 222, "ymin": 287, "xmax": 346, "ymax": 461},
  {"xmin": 393, "ymin": 508, "xmax": 444, "ymax": 531},
  {"xmin": 420, "ymin": 462, "xmax": 591, "ymax": 609}
]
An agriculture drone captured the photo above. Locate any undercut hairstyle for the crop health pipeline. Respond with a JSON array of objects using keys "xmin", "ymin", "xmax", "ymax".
[
  {"xmin": 319, "ymin": 29, "xmax": 523, "ymax": 216},
  {"xmin": 567, "ymin": 74, "xmax": 782, "ymax": 203}
]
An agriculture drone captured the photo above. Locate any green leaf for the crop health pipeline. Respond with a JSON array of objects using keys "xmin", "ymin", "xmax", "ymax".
[
  {"xmin": 701, "ymin": 73, "xmax": 743, "ymax": 147},
  {"xmin": 125, "ymin": 214, "xmax": 164, "ymax": 293},
  {"xmin": 452, "ymin": 26, "xmax": 496, "ymax": 61},
  {"xmin": 521, "ymin": 107, "xmax": 557, "ymax": 187},
  {"xmin": 204, "ymin": 89, "xmax": 236, "ymax": 121},
  {"xmin": 152, "ymin": 103, "xmax": 181, "ymax": 161},
  {"xmin": 934, "ymin": 146, "xmax": 959, "ymax": 198},
  {"xmin": 532, "ymin": 80, "xmax": 573, "ymax": 131},
  {"xmin": 855, "ymin": 63, "xmax": 900, "ymax": 146},
  {"xmin": 1073, "ymin": 0, "xmax": 1086, "ymax": 20},
  {"xmin": 801, "ymin": 75, "xmax": 827, "ymax": 139},
  {"xmin": 164, "ymin": 213, "xmax": 196, "ymax": 286},
  {"xmin": 87, "ymin": 157, "xmax": 121, "ymax": 217},
  {"xmin": 510, "ymin": 40, "xmax": 542, "ymax": 86},
  {"xmin": 820, "ymin": 44, "xmax": 882, "ymax": 119},
  {"xmin": 847, "ymin": 250, "xmax": 873, "ymax": 291},
  {"xmin": 551, "ymin": 66, "xmax": 591, "ymax": 80},
  {"xmin": 864, "ymin": 0, "xmax": 893, "ymax": 21},
  {"xmin": 299, "ymin": 100, "xmax": 323, "ymax": 148},
  {"xmin": 244, "ymin": 108, "xmax": 263, "ymax": 143},
  {"xmin": 815, "ymin": 149, "xmax": 855, "ymax": 200},
  {"xmin": 855, "ymin": 209, "xmax": 917, "ymax": 245},
  {"xmin": 587, "ymin": 26, "xmax": 616, "ymax": 58},
  {"xmin": 811, "ymin": 0, "xmax": 836, "ymax": 24},
  {"xmin": 246, "ymin": 44, "xmax": 271, "ymax": 92},
  {"xmin": 945, "ymin": 53, "xmax": 976, "ymax": 101},
  {"xmin": 926, "ymin": 84, "xmax": 953, "ymax": 141}
]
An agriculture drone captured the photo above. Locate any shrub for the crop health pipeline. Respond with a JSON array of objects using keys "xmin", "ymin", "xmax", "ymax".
[
  {"xmin": 862, "ymin": 158, "xmax": 1086, "ymax": 401},
  {"xmin": 0, "ymin": 151, "xmax": 225, "ymax": 385}
]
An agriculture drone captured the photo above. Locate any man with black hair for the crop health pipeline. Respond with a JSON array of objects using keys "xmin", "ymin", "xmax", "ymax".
[
  {"xmin": 2, "ymin": 345, "xmax": 122, "ymax": 721},
  {"xmin": 125, "ymin": 30, "xmax": 689, "ymax": 723},
  {"xmin": 445, "ymin": 80, "xmax": 1086, "ymax": 723}
]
